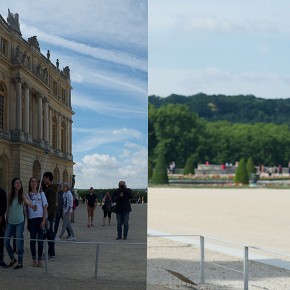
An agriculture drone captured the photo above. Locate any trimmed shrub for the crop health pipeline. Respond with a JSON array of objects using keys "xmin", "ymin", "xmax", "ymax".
[
  {"xmin": 246, "ymin": 157, "xmax": 256, "ymax": 175},
  {"xmin": 150, "ymin": 152, "xmax": 168, "ymax": 184},
  {"xmin": 184, "ymin": 154, "xmax": 197, "ymax": 175},
  {"xmin": 234, "ymin": 158, "xmax": 249, "ymax": 184}
]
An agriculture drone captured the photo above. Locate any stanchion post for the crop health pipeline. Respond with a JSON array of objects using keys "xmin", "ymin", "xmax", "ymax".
[
  {"xmin": 244, "ymin": 246, "xmax": 249, "ymax": 290},
  {"xmin": 95, "ymin": 244, "xmax": 100, "ymax": 279},
  {"xmin": 200, "ymin": 236, "xmax": 205, "ymax": 284},
  {"xmin": 44, "ymin": 239, "xmax": 48, "ymax": 274}
]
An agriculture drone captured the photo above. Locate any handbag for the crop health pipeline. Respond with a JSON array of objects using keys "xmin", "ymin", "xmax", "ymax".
[{"xmin": 111, "ymin": 204, "xmax": 116, "ymax": 213}]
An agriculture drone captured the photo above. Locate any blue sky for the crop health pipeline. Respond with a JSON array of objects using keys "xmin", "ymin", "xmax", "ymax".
[
  {"xmin": 1, "ymin": 1, "xmax": 148, "ymax": 189},
  {"xmin": 149, "ymin": 0, "xmax": 290, "ymax": 99}
]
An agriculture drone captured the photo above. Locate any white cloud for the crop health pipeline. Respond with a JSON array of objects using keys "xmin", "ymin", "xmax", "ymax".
[
  {"xmin": 2, "ymin": 0, "xmax": 147, "ymax": 49},
  {"xmin": 20, "ymin": 23, "xmax": 147, "ymax": 72},
  {"xmin": 149, "ymin": 1, "xmax": 290, "ymax": 37},
  {"xmin": 74, "ymin": 145, "xmax": 147, "ymax": 189},
  {"xmin": 72, "ymin": 93, "xmax": 146, "ymax": 117}
]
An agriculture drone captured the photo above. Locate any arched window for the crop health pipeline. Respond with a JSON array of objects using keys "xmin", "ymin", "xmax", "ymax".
[
  {"xmin": 63, "ymin": 170, "xmax": 68, "ymax": 183},
  {"xmin": 54, "ymin": 167, "xmax": 60, "ymax": 183},
  {"xmin": 33, "ymin": 159, "xmax": 41, "ymax": 181},
  {"xmin": 52, "ymin": 116, "xmax": 57, "ymax": 149},
  {"xmin": 61, "ymin": 121, "xmax": 66, "ymax": 152}
]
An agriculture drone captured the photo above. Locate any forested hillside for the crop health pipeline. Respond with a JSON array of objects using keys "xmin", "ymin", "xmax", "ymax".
[
  {"xmin": 149, "ymin": 94, "xmax": 290, "ymax": 125},
  {"xmin": 148, "ymin": 94, "xmax": 290, "ymax": 171}
]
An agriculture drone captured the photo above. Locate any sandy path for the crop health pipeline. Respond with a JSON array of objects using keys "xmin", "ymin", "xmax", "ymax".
[
  {"xmin": 148, "ymin": 187, "xmax": 290, "ymax": 252},
  {"xmin": 147, "ymin": 187, "xmax": 290, "ymax": 289}
]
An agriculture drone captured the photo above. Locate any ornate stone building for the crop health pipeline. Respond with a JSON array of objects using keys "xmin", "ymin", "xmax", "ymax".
[{"xmin": 0, "ymin": 10, "xmax": 74, "ymax": 192}]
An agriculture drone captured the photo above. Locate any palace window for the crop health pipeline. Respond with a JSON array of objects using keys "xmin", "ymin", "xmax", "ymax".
[
  {"xmin": 0, "ymin": 38, "xmax": 8, "ymax": 56},
  {"xmin": 52, "ymin": 116, "xmax": 57, "ymax": 149},
  {"xmin": 0, "ymin": 83, "xmax": 5, "ymax": 129},
  {"xmin": 61, "ymin": 121, "xmax": 66, "ymax": 152},
  {"xmin": 61, "ymin": 88, "xmax": 66, "ymax": 103},
  {"xmin": 53, "ymin": 81, "xmax": 57, "ymax": 96}
]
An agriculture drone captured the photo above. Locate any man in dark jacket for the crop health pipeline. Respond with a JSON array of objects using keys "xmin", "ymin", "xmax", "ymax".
[
  {"xmin": 0, "ymin": 187, "xmax": 7, "ymax": 267},
  {"xmin": 112, "ymin": 181, "xmax": 132, "ymax": 240},
  {"xmin": 43, "ymin": 172, "xmax": 57, "ymax": 259}
]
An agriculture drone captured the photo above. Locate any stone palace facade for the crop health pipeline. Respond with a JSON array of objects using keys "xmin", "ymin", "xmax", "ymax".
[{"xmin": 0, "ymin": 10, "xmax": 74, "ymax": 192}]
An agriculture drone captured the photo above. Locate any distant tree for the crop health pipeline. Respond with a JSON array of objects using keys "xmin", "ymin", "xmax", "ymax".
[
  {"xmin": 148, "ymin": 159, "xmax": 153, "ymax": 181},
  {"xmin": 150, "ymin": 152, "xmax": 168, "ymax": 185},
  {"xmin": 184, "ymin": 153, "xmax": 198, "ymax": 175},
  {"xmin": 234, "ymin": 158, "xmax": 249, "ymax": 184}
]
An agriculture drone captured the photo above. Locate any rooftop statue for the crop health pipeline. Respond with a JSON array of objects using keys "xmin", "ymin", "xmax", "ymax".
[
  {"xmin": 7, "ymin": 9, "xmax": 21, "ymax": 34},
  {"xmin": 28, "ymin": 36, "xmax": 40, "ymax": 49}
]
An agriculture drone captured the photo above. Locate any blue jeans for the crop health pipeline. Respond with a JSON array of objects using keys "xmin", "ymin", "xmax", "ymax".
[
  {"xmin": 116, "ymin": 212, "xmax": 129, "ymax": 238},
  {"xmin": 28, "ymin": 218, "xmax": 44, "ymax": 260},
  {"xmin": 4, "ymin": 221, "xmax": 24, "ymax": 264}
]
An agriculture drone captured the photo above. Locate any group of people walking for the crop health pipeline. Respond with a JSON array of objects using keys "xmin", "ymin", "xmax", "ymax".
[
  {"xmin": 85, "ymin": 181, "xmax": 132, "ymax": 240},
  {"xmin": 0, "ymin": 172, "xmax": 76, "ymax": 269},
  {"xmin": 0, "ymin": 178, "xmax": 133, "ymax": 269}
]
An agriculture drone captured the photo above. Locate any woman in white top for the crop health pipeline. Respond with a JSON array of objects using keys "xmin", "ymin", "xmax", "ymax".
[
  {"xmin": 4, "ymin": 178, "xmax": 36, "ymax": 269},
  {"xmin": 26, "ymin": 177, "xmax": 48, "ymax": 267},
  {"xmin": 56, "ymin": 183, "xmax": 76, "ymax": 241}
]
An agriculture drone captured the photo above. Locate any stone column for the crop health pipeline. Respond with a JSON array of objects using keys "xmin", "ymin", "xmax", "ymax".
[
  {"xmin": 23, "ymin": 83, "xmax": 30, "ymax": 134},
  {"xmin": 15, "ymin": 78, "xmax": 22, "ymax": 130},
  {"xmin": 43, "ymin": 98, "xmax": 49, "ymax": 142},
  {"xmin": 58, "ymin": 113, "xmax": 62, "ymax": 151},
  {"xmin": 37, "ymin": 94, "xmax": 43, "ymax": 140},
  {"xmin": 69, "ymin": 119, "xmax": 73, "ymax": 155}
]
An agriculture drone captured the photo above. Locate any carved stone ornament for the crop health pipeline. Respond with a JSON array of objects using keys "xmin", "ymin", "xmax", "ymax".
[
  {"xmin": 7, "ymin": 9, "xmax": 21, "ymax": 34},
  {"xmin": 28, "ymin": 36, "xmax": 40, "ymax": 49},
  {"xmin": 62, "ymin": 66, "xmax": 70, "ymax": 79},
  {"xmin": 0, "ymin": 71, "xmax": 5, "ymax": 81}
]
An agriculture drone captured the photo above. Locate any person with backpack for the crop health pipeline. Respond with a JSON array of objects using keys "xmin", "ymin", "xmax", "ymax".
[{"xmin": 101, "ymin": 192, "xmax": 112, "ymax": 226}]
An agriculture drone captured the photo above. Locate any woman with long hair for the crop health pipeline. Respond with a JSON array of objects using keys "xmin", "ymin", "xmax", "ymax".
[
  {"xmin": 4, "ymin": 178, "xmax": 36, "ymax": 269},
  {"xmin": 26, "ymin": 177, "xmax": 48, "ymax": 267}
]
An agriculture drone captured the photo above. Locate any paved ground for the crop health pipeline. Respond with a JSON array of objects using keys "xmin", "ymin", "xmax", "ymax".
[{"xmin": 0, "ymin": 202, "xmax": 147, "ymax": 289}]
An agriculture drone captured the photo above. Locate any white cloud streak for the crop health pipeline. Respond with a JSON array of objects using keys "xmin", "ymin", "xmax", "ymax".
[
  {"xmin": 73, "ymin": 127, "xmax": 144, "ymax": 153},
  {"xmin": 72, "ymin": 93, "xmax": 147, "ymax": 116},
  {"xmin": 21, "ymin": 23, "xmax": 147, "ymax": 72}
]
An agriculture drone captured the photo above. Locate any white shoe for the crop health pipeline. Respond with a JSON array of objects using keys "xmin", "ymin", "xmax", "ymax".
[
  {"xmin": 67, "ymin": 236, "xmax": 76, "ymax": 241},
  {"xmin": 54, "ymin": 237, "xmax": 61, "ymax": 241}
]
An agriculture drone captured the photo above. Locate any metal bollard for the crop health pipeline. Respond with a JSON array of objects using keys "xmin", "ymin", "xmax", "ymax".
[
  {"xmin": 44, "ymin": 239, "xmax": 48, "ymax": 274},
  {"xmin": 95, "ymin": 244, "xmax": 100, "ymax": 279},
  {"xmin": 200, "ymin": 236, "xmax": 205, "ymax": 284},
  {"xmin": 244, "ymin": 246, "xmax": 249, "ymax": 290}
]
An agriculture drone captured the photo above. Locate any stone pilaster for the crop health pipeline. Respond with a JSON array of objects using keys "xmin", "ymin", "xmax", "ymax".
[
  {"xmin": 23, "ymin": 83, "xmax": 30, "ymax": 134},
  {"xmin": 43, "ymin": 98, "xmax": 49, "ymax": 142},
  {"xmin": 15, "ymin": 78, "xmax": 22, "ymax": 130},
  {"xmin": 37, "ymin": 94, "xmax": 43, "ymax": 140}
]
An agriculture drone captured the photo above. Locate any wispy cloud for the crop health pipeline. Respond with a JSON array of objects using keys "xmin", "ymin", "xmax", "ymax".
[
  {"xmin": 73, "ymin": 127, "xmax": 144, "ymax": 153},
  {"xmin": 72, "ymin": 93, "xmax": 147, "ymax": 116},
  {"xmin": 21, "ymin": 23, "xmax": 147, "ymax": 72}
]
